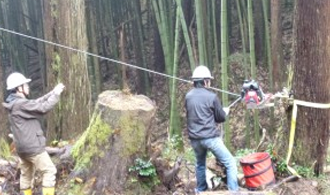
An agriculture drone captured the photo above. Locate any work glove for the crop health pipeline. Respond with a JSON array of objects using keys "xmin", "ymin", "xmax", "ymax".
[
  {"xmin": 223, "ymin": 107, "xmax": 230, "ymax": 116},
  {"xmin": 53, "ymin": 83, "xmax": 65, "ymax": 95}
]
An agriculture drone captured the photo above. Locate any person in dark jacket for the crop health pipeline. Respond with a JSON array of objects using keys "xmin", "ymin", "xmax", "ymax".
[
  {"xmin": 2, "ymin": 72, "xmax": 65, "ymax": 195},
  {"xmin": 185, "ymin": 65, "xmax": 238, "ymax": 193}
]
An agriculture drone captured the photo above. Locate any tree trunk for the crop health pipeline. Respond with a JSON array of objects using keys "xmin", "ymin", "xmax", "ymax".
[
  {"xmin": 43, "ymin": 0, "xmax": 91, "ymax": 141},
  {"xmin": 253, "ymin": 0, "xmax": 265, "ymax": 65},
  {"xmin": 0, "ymin": 54, "xmax": 8, "ymax": 140},
  {"xmin": 271, "ymin": 0, "xmax": 283, "ymax": 91},
  {"xmin": 177, "ymin": 0, "xmax": 195, "ymax": 71},
  {"xmin": 86, "ymin": 0, "xmax": 101, "ymax": 101},
  {"xmin": 68, "ymin": 90, "xmax": 156, "ymax": 195},
  {"xmin": 119, "ymin": 25, "xmax": 128, "ymax": 91},
  {"xmin": 292, "ymin": 0, "xmax": 330, "ymax": 174},
  {"xmin": 131, "ymin": 0, "xmax": 151, "ymax": 95}
]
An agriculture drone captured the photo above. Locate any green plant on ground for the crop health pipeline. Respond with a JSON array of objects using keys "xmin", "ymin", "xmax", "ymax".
[
  {"xmin": 317, "ymin": 175, "xmax": 330, "ymax": 195},
  {"xmin": 162, "ymin": 135, "xmax": 195, "ymax": 163},
  {"xmin": 275, "ymin": 159, "xmax": 288, "ymax": 176},
  {"xmin": 0, "ymin": 138, "xmax": 11, "ymax": 160},
  {"xmin": 292, "ymin": 163, "xmax": 315, "ymax": 178},
  {"xmin": 265, "ymin": 143, "xmax": 277, "ymax": 161},
  {"xmin": 129, "ymin": 158, "xmax": 157, "ymax": 177},
  {"xmin": 235, "ymin": 148, "xmax": 255, "ymax": 159},
  {"xmin": 129, "ymin": 158, "xmax": 160, "ymax": 189},
  {"xmin": 235, "ymin": 148, "xmax": 255, "ymax": 167}
]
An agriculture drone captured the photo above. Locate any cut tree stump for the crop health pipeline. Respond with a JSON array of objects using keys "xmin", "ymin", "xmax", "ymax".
[{"xmin": 66, "ymin": 90, "xmax": 156, "ymax": 195}]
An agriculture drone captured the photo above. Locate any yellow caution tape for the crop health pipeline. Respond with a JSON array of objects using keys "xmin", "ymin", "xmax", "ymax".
[
  {"xmin": 294, "ymin": 100, "xmax": 330, "ymax": 109},
  {"xmin": 286, "ymin": 99, "xmax": 330, "ymax": 177}
]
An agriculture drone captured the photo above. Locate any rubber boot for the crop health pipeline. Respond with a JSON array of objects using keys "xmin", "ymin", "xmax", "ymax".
[
  {"xmin": 42, "ymin": 187, "xmax": 55, "ymax": 195},
  {"xmin": 21, "ymin": 188, "xmax": 32, "ymax": 195}
]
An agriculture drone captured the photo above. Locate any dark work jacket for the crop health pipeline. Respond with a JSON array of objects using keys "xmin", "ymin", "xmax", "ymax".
[
  {"xmin": 185, "ymin": 87, "xmax": 226, "ymax": 140},
  {"xmin": 2, "ymin": 91, "xmax": 60, "ymax": 157}
]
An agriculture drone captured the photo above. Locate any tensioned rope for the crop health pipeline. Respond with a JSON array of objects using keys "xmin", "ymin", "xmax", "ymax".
[{"xmin": 0, "ymin": 27, "xmax": 240, "ymax": 97}]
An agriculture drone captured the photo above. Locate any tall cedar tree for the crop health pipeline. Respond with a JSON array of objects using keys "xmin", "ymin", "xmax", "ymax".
[{"xmin": 292, "ymin": 0, "xmax": 330, "ymax": 174}]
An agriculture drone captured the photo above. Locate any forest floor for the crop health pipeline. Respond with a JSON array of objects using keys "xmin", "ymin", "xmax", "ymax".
[
  {"xmin": 0, "ymin": 143, "xmax": 329, "ymax": 195},
  {"xmin": 1, "ymin": 70, "xmax": 330, "ymax": 194},
  {"xmin": 146, "ymin": 58, "xmax": 330, "ymax": 195},
  {"xmin": 1, "ymin": 55, "xmax": 330, "ymax": 195}
]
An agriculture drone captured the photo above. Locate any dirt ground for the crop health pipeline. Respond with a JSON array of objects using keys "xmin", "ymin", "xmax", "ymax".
[
  {"xmin": 147, "ymin": 61, "xmax": 330, "ymax": 195},
  {"xmin": 160, "ymin": 161, "xmax": 330, "ymax": 195}
]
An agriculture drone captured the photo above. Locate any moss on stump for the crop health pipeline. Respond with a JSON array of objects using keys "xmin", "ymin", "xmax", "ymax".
[{"xmin": 69, "ymin": 90, "xmax": 156, "ymax": 195}]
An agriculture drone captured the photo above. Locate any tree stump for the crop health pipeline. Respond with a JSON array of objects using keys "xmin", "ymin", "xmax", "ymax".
[{"xmin": 67, "ymin": 90, "xmax": 156, "ymax": 195}]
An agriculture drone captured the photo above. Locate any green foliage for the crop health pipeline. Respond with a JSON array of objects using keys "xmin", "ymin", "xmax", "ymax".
[
  {"xmin": 318, "ymin": 176, "xmax": 330, "ymax": 195},
  {"xmin": 128, "ymin": 158, "xmax": 160, "ymax": 191},
  {"xmin": 235, "ymin": 148, "xmax": 255, "ymax": 166},
  {"xmin": 263, "ymin": 144, "xmax": 289, "ymax": 176},
  {"xmin": 265, "ymin": 143, "xmax": 277, "ymax": 161},
  {"xmin": 162, "ymin": 135, "xmax": 195, "ymax": 163},
  {"xmin": 292, "ymin": 163, "xmax": 315, "ymax": 178},
  {"xmin": 66, "ymin": 179, "xmax": 83, "ymax": 195},
  {"xmin": 129, "ymin": 158, "xmax": 157, "ymax": 177},
  {"xmin": 183, "ymin": 147, "xmax": 196, "ymax": 164},
  {"xmin": 166, "ymin": 135, "xmax": 183, "ymax": 151},
  {"xmin": 276, "ymin": 159, "xmax": 288, "ymax": 175},
  {"xmin": 126, "ymin": 175, "xmax": 157, "ymax": 194},
  {"xmin": 235, "ymin": 148, "xmax": 255, "ymax": 159},
  {"xmin": 0, "ymin": 138, "xmax": 11, "ymax": 160}
]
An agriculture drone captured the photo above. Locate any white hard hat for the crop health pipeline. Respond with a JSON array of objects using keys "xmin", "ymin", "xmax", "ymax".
[
  {"xmin": 6, "ymin": 72, "xmax": 31, "ymax": 90},
  {"xmin": 191, "ymin": 65, "xmax": 213, "ymax": 79}
]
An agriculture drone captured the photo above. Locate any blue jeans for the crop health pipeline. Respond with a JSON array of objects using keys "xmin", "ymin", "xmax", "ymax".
[{"xmin": 190, "ymin": 137, "xmax": 238, "ymax": 191}]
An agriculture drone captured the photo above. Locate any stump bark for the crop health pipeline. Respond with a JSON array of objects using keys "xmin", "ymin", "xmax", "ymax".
[{"xmin": 67, "ymin": 90, "xmax": 156, "ymax": 195}]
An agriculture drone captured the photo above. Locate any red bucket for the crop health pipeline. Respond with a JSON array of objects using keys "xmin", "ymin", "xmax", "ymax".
[{"xmin": 240, "ymin": 152, "xmax": 275, "ymax": 189}]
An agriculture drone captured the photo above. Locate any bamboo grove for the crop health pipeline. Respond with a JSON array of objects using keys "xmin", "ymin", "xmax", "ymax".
[{"xmin": 0, "ymin": 1, "xmax": 290, "ymax": 150}]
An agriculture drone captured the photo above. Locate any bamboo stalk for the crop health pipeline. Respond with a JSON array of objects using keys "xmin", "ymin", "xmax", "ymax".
[
  {"xmin": 240, "ymin": 0, "xmax": 249, "ymax": 50},
  {"xmin": 119, "ymin": 25, "xmax": 128, "ymax": 91},
  {"xmin": 212, "ymin": 0, "xmax": 220, "ymax": 71},
  {"xmin": 8, "ymin": 0, "xmax": 25, "ymax": 72},
  {"xmin": 220, "ymin": 0, "xmax": 231, "ymax": 148},
  {"xmin": 169, "ymin": 6, "xmax": 182, "ymax": 146},
  {"xmin": 132, "ymin": 0, "xmax": 150, "ymax": 94},
  {"xmin": 206, "ymin": 1, "xmax": 213, "ymax": 69},
  {"xmin": 262, "ymin": 0, "xmax": 274, "ymax": 134},
  {"xmin": 153, "ymin": 0, "xmax": 182, "ymax": 140},
  {"xmin": 236, "ymin": 0, "xmax": 248, "ymax": 78},
  {"xmin": 262, "ymin": 0, "xmax": 271, "ymax": 90},
  {"xmin": 86, "ymin": 1, "xmax": 101, "ymax": 97},
  {"xmin": 247, "ymin": 0, "xmax": 260, "ymax": 143},
  {"xmin": 107, "ymin": 0, "xmax": 121, "ymax": 82},
  {"xmin": 247, "ymin": 0, "xmax": 256, "ymax": 77},
  {"xmin": 176, "ymin": 0, "xmax": 195, "ymax": 70},
  {"xmin": 195, "ymin": 0, "xmax": 206, "ymax": 64}
]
